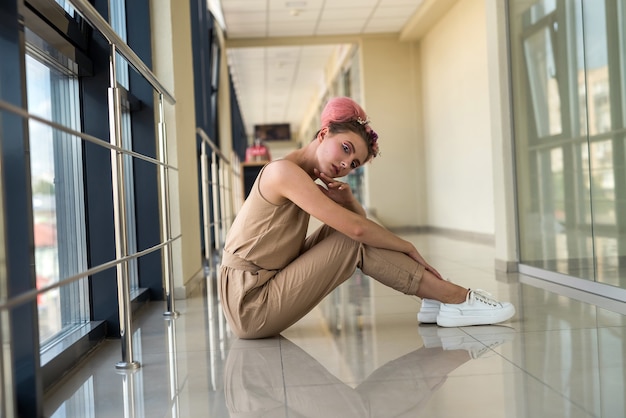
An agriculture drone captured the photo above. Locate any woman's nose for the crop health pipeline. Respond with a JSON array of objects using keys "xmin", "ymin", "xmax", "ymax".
[{"xmin": 340, "ymin": 161, "xmax": 347, "ymax": 168}]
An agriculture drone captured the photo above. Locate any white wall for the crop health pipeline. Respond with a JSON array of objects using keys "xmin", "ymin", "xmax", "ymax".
[
  {"xmin": 360, "ymin": 38, "xmax": 425, "ymax": 228},
  {"xmin": 420, "ymin": 0, "xmax": 495, "ymax": 235}
]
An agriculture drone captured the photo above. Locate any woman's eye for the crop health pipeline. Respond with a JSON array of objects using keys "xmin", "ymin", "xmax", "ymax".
[
  {"xmin": 351, "ymin": 161, "xmax": 358, "ymax": 169},
  {"xmin": 342, "ymin": 144, "xmax": 349, "ymax": 153}
]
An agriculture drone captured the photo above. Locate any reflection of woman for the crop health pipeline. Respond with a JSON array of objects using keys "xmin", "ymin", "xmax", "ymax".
[
  {"xmin": 220, "ymin": 97, "xmax": 514, "ymax": 339},
  {"xmin": 224, "ymin": 337, "xmax": 471, "ymax": 417}
]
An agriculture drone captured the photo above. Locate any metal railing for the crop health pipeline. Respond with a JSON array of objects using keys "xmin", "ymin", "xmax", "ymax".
[
  {"xmin": 0, "ymin": 0, "xmax": 182, "ymax": 414},
  {"xmin": 73, "ymin": 0, "xmax": 179, "ymax": 370},
  {"xmin": 197, "ymin": 128, "xmax": 242, "ymax": 273}
]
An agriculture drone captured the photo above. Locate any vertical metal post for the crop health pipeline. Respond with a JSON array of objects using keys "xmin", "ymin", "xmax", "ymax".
[
  {"xmin": 218, "ymin": 164, "xmax": 227, "ymax": 248},
  {"xmin": 200, "ymin": 141, "xmax": 212, "ymax": 264},
  {"xmin": 222, "ymin": 161, "xmax": 232, "ymax": 231},
  {"xmin": 210, "ymin": 153, "xmax": 220, "ymax": 252},
  {"xmin": 233, "ymin": 155, "xmax": 243, "ymax": 211},
  {"xmin": 109, "ymin": 45, "xmax": 140, "ymax": 370},
  {"xmin": 157, "ymin": 94, "xmax": 179, "ymax": 318}
]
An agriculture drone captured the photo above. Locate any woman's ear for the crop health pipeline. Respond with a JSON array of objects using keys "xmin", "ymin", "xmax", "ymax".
[{"xmin": 318, "ymin": 127, "xmax": 328, "ymax": 142}]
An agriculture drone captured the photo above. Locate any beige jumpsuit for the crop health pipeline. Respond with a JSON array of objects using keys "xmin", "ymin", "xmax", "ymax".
[{"xmin": 220, "ymin": 164, "xmax": 425, "ymax": 339}]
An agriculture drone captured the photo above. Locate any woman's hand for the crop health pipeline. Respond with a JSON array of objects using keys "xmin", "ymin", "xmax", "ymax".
[
  {"xmin": 407, "ymin": 246, "xmax": 445, "ymax": 280},
  {"xmin": 314, "ymin": 169, "xmax": 358, "ymax": 208}
]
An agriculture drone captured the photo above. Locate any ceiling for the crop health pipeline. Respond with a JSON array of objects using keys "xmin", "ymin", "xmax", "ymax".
[{"xmin": 213, "ymin": 0, "xmax": 428, "ymax": 141}]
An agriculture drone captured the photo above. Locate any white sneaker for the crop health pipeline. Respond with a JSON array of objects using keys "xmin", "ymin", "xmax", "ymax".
[
  {"xmin": 417, "ymin": 299, "xmax": 441, "ymax": 323},
  {"xmin": 436, "ymin": 289, "xmax": 515, "ymax": 327}
]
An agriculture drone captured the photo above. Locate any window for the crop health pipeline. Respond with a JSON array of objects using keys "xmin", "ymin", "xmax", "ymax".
[
  {"xmin": 25, "ymin": 33, "xmax": 89, "ymax": 346},
  {"xmin": 511, "ymin": 0, "xmax": 626, "ymax": 289},
  {"xmin": 55, "ymin": 0, "xmax": 76, "ymax": 16}
]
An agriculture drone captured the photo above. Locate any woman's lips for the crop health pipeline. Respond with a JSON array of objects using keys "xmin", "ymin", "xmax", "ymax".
[{"xmin": 332, "ymin": 164, "xmax": 340, "ymax": 176}]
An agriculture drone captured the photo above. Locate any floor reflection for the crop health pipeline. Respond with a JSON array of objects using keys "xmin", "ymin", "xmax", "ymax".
[{"xmin": 224, "ymin": 329, "xmax": 515, "ymax": 417}]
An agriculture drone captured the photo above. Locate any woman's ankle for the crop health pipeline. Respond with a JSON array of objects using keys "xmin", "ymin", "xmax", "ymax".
[
  {"xmin": 444, "ymin": 286, "xmax": 468, "ymax": 304},
  {"xmin": 430, "ymin": 287, "xmax": 467, "ymax": 304}
]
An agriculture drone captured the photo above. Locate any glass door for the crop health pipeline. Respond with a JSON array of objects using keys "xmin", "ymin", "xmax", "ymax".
[{"xmin": 509, "ymin": 0, "xmax": 626, "ymax": 295}]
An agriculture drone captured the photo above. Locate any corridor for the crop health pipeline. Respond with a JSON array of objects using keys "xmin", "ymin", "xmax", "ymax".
[{"xmin": 44, "ymin": 233, "xmax": 626, "ymax": 417}]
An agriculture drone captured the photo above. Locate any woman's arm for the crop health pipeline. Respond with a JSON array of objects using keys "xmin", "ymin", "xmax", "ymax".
[
  {"xmin": 314, "ymin": 170, "xmax": 366, "ymax": 216},
  {"xmin": 260, "ymin": 160, "xmax": 443, "ymax": 278}
]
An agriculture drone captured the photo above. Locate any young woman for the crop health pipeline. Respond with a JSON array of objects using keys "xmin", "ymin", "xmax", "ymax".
[{"xmin": 219, "ymin": 97, "xmax": 515, "ymax": 339}]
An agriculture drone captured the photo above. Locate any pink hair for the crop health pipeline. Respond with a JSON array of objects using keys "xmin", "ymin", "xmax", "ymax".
[
  {"xmin": 321, "ymin": 97, "xmax": 368, "ymax": 127},
  {"xmin": 320, "ymin": 97, "xmax": 380, "ymax": 159}
]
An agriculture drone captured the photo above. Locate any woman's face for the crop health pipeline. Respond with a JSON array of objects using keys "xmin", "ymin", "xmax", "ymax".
[{"xmin": 318, "ymin": 128, "xmax": 369, "ymax": 178}]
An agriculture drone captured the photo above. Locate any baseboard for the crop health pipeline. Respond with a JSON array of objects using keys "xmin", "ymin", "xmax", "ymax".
[
  {"xmin": 495, "ymin": 258, "xmax": 518, "ymax": 273},
  {"xmin": 386, "ymin": 225, "xmax": 495, "ymax": 246},
  {"xmin": 176, "ymin": 268, "xmax": 206, "ymax": 299}
]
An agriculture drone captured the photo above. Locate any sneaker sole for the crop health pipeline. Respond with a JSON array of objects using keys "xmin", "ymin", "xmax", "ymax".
[
  {"xmin": 417, "ymin": 312, "xmax": 438, "ymax": 323},
  {"xmin": 436, "ymin": 306, "xmax": 515, "ymax": 327}
]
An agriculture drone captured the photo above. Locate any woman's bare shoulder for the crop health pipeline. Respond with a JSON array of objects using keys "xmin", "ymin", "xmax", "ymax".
[
  {"xmin": 259, "ymin": 159, "xmax": 314, "ymax": 204},
  {"xmin": 264, "ymin": 158, "xmax": 299, "ymax": 171},
  {"xmin": 262, "ymin": 159, "xmax": 308, "ymax": 181}
]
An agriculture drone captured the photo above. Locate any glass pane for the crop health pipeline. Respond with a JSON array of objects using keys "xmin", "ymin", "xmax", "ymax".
[
  {"xmin": 588, "ymin": 140, "xmax": 614, "ymax": 225},
  {"xmin": 511, "ymin": 0, "xmax": 595, "ymax": 278},
  {"xmin": 26, "ymin": 53, "xmax": 89, "ymax": 345},
  {"xmin": 616, "ymin": 0, "xmax": 626, "ymax": 288},
  {"xmin": 526, "ymin": 0, "xmax": 556, "ymax": 24},
  {"xmin": 111, "ymin": 0, "xmax": 130, "ymax": 89},
  {"xmin": 583, "ymin": 0, "xmax": 625, "ymax": 287},
  {"xmin": 55, "ymin": 0, "xmax": 75, "ymax": 16},
  {"xmin": 511, "ymin": 0, "xmax": 626, "ymax": 290},
  {"xmin": 523, "ymin": 26, "xmax": 562, "ymax": 138},
  {"xmin": 121, "ymin": 104, "xmax": 139, "ymax": 291},
  {"xmin": 582, "ymin": 1, "xmax": 610, "ymax": 136},
  {"xmin": 621, "ymin": 1, "xmax": 626, "ymax": 124}
]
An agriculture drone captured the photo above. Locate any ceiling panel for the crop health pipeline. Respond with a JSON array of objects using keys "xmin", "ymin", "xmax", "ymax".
[{"xmin": 220, "ymin": 0, "xmax": 428, "ymax": 141}]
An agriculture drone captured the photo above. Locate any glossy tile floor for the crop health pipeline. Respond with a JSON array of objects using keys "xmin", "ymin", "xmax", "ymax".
[{"xmin": 44, "ymin": 234, "xmax": 626, "ymax": 417}]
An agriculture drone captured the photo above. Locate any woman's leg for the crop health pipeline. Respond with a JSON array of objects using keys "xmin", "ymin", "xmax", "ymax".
[
  {"xmin": 242, "ymin": 226, "xmax": 511, "ymax": 338},
  {"xmin": 362, "ymin": 246, "xmax": 515, "ymax": 327},
  {"xmin": 242, "ymin": 227, "xmax": 366, "ymax": 338},
  {"xmin": 250, "ymin": 226, "xmax": 465, "ymax": 338},
  {"xmin": 413, "ymin": 270, "xmax": 467, "ymax": 303},
  {"xmin": 358, "ymin": 242, "xmax": 468, "ymax": 303}
]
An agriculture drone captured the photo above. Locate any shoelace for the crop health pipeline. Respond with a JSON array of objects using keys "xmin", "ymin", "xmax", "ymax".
[{"xmin": 466, "ymin": 289, "xmax": 500, "ymax": 307}]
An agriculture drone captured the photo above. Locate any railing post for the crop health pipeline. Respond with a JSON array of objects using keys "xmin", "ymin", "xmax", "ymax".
[
  {"xmin": 200, "ymin": 141, "xmax": 212, "ymax": 266},
  {"xmin": 210, "ymin": 153, "xmax": 220, "ymax": 252},
  {"xmin": 232, "ymin": 154, "xmax": 243, "ymax": 213},
  {"xmin": 109, "ymin": 44, "xmax": 140, "ymax": 370},
  {"xmin": 222, "ymin": 160, "xmax": 232, "ymax": 232},
  {"xmin": 157, "ymin": 94, "xmax": 179, "ymax": 319},
  {"xmin": 218, "ymin": 163, "xmax": 227, "ymax": 247}
]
